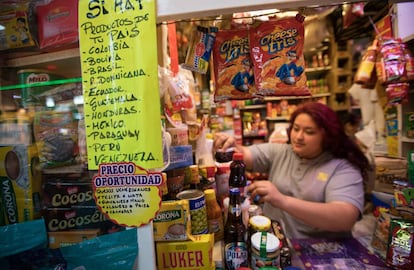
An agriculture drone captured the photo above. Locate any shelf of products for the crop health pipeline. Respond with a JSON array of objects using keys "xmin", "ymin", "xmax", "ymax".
[
  {"xmin": 328, "ymin": 40, "xmax": 353, "ymax": 111},
  {"xmin": 2, "ymin": 2, "xmax": 411, "ymax": 270}
]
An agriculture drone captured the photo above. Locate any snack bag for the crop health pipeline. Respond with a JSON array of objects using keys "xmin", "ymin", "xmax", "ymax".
[
  {"xmin": 33, "ymin": 110, "xmax": 78, "ymax": 168},
  {"xmin": 213, "ymin": 28, "xmax": 256, "ymax": 102},
  {"xmin": 249, "ymin": 14, "xmax": 310, "ymax": 97},
  {"xmin": 182, "ymin": 26, "xmax": 217, "ymax": 74},
  {"xmin": 385, "ymin": 218, "xmax": 414, "ymax": 269}
]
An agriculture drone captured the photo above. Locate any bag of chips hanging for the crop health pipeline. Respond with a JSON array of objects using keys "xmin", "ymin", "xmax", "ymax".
[
  {"xmin": 249, "ymin": 14, "xmax": 310, "ymax": 97},
  {"xmin": 182, "ymin": 25, "xmax": 217, "ymax": 74},
  {"xmin": 213, "ymin": 28, "xmax": 257, "ymax": 102}
]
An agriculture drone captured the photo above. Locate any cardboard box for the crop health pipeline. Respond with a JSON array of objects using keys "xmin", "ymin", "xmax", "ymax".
[
  {"xmin": 42, "ymin": 176, "xmax": 96, "ymax": 208},
  {"xmin": 0, "ymin": 144, "xmax": 42, "ymax": 224},
  {"xmin": 375, "ymin": 156, "xmax": 408, "ymax": 193},
  {"xmin": 35, "ymin": 0, "xmax": 79, "ymax": 49},
  {"xmin": 156, "ymin": 234, "xmax": 215, "ymax": 270},
  {"xmin": 165, "ymin": 145, "xmax": 193, "ymax": 170}
]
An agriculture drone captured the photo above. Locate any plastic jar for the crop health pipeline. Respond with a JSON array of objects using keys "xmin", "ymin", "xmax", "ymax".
[{"xmin": 251, "ymin": 231, "xmax": 280, "ymax": 270}]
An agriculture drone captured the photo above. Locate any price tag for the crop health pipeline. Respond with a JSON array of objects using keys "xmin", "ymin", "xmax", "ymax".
[{"xmin": 93, "ymin": 162, "xmax": 162, "ymax": 227}]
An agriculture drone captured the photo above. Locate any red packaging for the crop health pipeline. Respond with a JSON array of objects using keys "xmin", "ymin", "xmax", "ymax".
[
  {"xmin": 386, "ymin": 218, "xmax": 414, "ymax": 269},
  {"xmin": 35, "ymin": 0, "xmax": 79, "ymax": 49},
  {"xmin": 249, "ymin": 14, "xmax": 310, "ymax": 97},
  {"xmin": 213, "ymin": 28, "xmax": 256, "ymax": 102}
]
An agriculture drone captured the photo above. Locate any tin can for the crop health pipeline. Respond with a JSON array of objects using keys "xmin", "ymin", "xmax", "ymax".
[
  {"xmin": 17, "ymin": 69, "xmax": 65, "ymax": 108},
  {"xmin": 176, "ymin": 189, "xmax": 208, "ymax": 235}
]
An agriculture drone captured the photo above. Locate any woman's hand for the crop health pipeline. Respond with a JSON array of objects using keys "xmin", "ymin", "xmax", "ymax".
[
  {"xmin": 247, "ymin": 181, "xmax": 285, "ymax": 208},
  {"xmin": 213, "ymin": 132, "xmax": 236, "ymax": 151}
]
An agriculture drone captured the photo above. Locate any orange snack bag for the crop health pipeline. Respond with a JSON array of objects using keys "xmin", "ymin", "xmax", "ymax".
[
  {"xmin": 213, "ymin": 28, "xmax": 257, "ymax": 102},
  {"xmin": 249, "ymin": 14, "xmax": 310, "ymax": 97}
]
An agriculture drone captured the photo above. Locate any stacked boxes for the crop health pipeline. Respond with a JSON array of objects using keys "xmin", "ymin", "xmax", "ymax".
[{"xmin": 41, "ymin": 173, "xmax": 124, "ymax": 248}]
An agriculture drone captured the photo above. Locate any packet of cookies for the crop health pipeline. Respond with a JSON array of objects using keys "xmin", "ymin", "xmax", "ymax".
[
  {"xmin": 249, "ymin": 14, "xmax": 311, "ymax": 97},
  {"xmin": 213, "ymin": 28, "xmax": 257, "ymax": 102},
  {"xmin": 33, "ymin": 110, "xmax": 78, "ymax": 168},
  {"xmin": 182, "ymin": 25, "xmax": 217, "ymax": 74}
]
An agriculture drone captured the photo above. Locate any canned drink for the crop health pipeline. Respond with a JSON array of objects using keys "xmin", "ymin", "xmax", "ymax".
[{"xmin": 176, "ymin": 189, "xmax": 208, "ymax": 235}]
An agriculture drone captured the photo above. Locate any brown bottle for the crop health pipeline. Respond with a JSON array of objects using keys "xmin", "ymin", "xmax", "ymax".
[
  {"xmin": 224, "ymin": 188, "xmax": 248, "ymax": 270},
  {"xmin": 229, "ymin": 153, "xmax": 247, "ymax": 198}
]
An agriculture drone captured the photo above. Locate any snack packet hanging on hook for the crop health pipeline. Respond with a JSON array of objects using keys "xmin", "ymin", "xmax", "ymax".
[
  {"xmin": 182, "ymin": 25, "xmax": 218, "ymax": 74},
  {"xmin": 249, "ymin": 14, "xmax": 310, "ymax": 97}
]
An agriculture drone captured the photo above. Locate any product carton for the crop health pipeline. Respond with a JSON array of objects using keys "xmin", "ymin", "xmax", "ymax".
[
  {"xmin": 374, "ymin": 156, "xmax": 408, "ymax": 193},
  {"xmin": 0, "ymin": 144, "xmax": 42, "ymax": 224},
  {"xmin": 156, "ymin": 233, "xmax": 215, "ymax": 270}
]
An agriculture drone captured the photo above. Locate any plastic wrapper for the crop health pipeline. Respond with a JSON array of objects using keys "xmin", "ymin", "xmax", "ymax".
[
  {"xmin": 376, "ymin": 38, "xmax": 408, "ymax": 85},
  {"xmin": 182, "ymin": 25, "xmax": 217, "ymax": 74},
  {"xmin": 249, "ymin": 14, "xmax": 310, "ymax": 97},
  {"xmin": 385, "ymin": 82, "xmax": 409, "ymax": 105},
  {"xmin": 0, "ymin": 1, "xmax": 37, "ymax": 51},
  {"xmin": 213, "ymin": 28, "xmax": 257, "ymax": 101},
  {"xmin": 61, "ymin": 228, "xmax": 138, "ymax": 270},
  {"xmin": 33, "ymin": 110, "xmax": 79, "ymax": 169},
  {"xmin": 385, "ymin": 218, "xmax": 414, "ymax": 269}
]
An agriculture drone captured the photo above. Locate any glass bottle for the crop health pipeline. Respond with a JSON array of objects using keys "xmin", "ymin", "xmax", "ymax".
[
  {"xmin": 204, "ymin": 189, "xmax": 224, "ymax": 242},
  {"xmin": 189, "ymin": 165, "xmax": 200, "ymax": 190},
  {"xmin": 160, "ymin": 172, "xmax": 169, "ymax": 201},
  {"xmin": 229, "ymin": 152, "xmax": 247, "ymax": 198},
  {"xmin": 224, "ymin": 188, "xmax": 248, "ymax": 270}
]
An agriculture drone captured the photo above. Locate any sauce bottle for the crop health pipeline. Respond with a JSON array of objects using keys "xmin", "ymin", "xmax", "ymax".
[{"xmin": 204, "ymin": 188, "xmax": 224, "ymax": 242}]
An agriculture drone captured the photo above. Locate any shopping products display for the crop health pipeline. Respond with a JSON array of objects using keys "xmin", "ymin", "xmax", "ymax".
[{"xmin": 0, "ymin": 1, "xmax": 413, "ymax": 270}]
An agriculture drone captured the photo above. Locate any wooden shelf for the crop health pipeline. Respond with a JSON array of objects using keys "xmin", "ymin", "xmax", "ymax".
[
  {"xmin": 305, "ymin": 66, "xmax": 331, "ymax": 73},
  {"xmin": 1, "ymin": 48, "xmax": 82, "ymax": 78},
  {"xmin": 266, "ymin": 116, "xmax": 289, "ymax": 121}
]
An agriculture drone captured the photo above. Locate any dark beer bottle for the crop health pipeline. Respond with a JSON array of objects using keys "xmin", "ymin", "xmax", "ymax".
[
  {"xmin": 224, "ymin": 188, "xmax": 248, "ymax": 270},
  {"xmin": 228, "ymin": 152, "xmax": 247, "ymax": 197}
]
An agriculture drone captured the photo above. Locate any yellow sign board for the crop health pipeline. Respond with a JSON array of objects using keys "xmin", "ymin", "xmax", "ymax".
[
  {"xmin": 93, "ymin": 162, "xmax": 162, "ymax": 227},
  {"xmin": 78, "ymin": 0, "xmax": 162, "ymax": 170}
]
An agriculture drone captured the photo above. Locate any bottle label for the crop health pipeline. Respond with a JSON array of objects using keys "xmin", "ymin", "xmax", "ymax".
[
  {"xmin": 224, "ymin": 242, "xmax": 248, "ymax": 270},
  {"xmin": 229, "ymin": 204, "xmax": 241, "ymax": 217},
  {"xmin": 208, "ymin": 218, "xmax": 224, "ymax": 241}
]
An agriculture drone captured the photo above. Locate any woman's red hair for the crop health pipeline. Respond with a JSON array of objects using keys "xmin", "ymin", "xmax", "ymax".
[{"xmin": 288, "ymin": 101, "xmax": 371, "ymax": 183}]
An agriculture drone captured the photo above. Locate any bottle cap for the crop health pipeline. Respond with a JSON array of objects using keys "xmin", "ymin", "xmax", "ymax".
[
  {"xmin": 251, "ymin": 231, "xmax": 280, "ymax": 253},
  {"xmin": 204, "ymin": 189, "xmax": 216, "ymax": 200},
  {"xmin": 233, "ymin": 152, "xmax": 243, "ymax": 161},
  {"xmin": 249, "ymin": 215, "xmax": 271, "ymax": 231}
]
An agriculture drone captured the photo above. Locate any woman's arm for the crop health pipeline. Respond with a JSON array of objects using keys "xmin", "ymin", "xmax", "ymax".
[{"xmin": 248, "ymin": 181, "xmax": 360, "ymax": 232}]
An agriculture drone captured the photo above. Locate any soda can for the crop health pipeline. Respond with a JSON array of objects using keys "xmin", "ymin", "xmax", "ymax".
[{"xmin": 177, "ymin": 189, "xmax": 208, "ymax": 235}]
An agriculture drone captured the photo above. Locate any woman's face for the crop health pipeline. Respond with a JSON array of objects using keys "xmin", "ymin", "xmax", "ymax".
[{"xmin": 290, "ymin": 113, "xmax": 324, "ymax": 159}]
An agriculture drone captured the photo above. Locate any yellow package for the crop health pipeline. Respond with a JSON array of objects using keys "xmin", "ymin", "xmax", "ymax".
[
  {"xmin": 0, "ymin": 144, "xmax": 42, "ymax": 224},
  {"xmin": 153, "ymin": 199, "xmax": 191, "ymax": 241},
  {"xmin": 156, "ymin": 233, "xmax": 215, "ymax": 270},
  {"xmin": 0, "ymin": 2, "xmax": 37, "ymax": 51}
]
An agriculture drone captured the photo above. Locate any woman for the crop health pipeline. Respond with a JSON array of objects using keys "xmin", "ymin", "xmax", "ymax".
[{"xmin": 214, "ymin": 101, "xmax": 371, "ymax": 239}]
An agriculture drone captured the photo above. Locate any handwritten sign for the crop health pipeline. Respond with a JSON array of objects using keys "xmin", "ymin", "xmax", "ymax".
[
  {"xmin": 93, "ymin": 162, "xmax": 162, "ymax": 227},
  {"xmin": 78, "ymin": 0, "xmax": 163, "ymax": 170}
]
